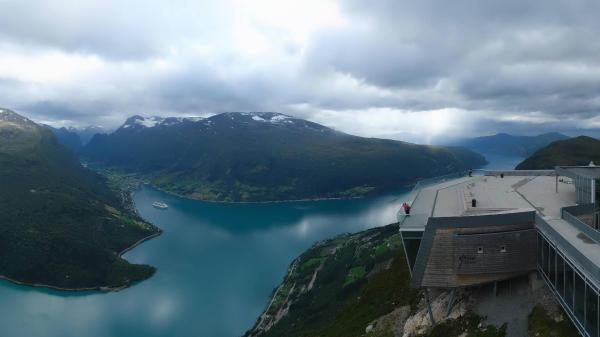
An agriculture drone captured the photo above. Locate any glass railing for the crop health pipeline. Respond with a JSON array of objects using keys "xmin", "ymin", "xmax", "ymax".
[
  {"xmin": 397, "ymin": 170, "xmax": 471, "ymax": 225},
  {"xmin": 395, "ymin": 168, "xmax": 550, "ymax": 225}
]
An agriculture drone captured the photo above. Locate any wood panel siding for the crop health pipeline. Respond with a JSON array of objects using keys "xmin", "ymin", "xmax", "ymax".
[{"xmin": 415, "ymin": 212, "xmax": 537, "ymax": 288}]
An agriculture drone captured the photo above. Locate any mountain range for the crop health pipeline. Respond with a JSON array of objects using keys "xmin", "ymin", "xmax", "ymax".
[
  {"xmin": 44, "ymin": 125, "xmax": 108, "ymax": 153},
  {"xmin": 450, "ymin": 132, "xmax": 569, "ymax": 157},
  {"xmin": 81, "ymin": 112, "xmax": 487, "ymax": 202},
  {"xmin": 0, "ymin": 108, "xmax": 160, "ymax": 289},
  {"xmin": 516, "ymin": 136, "xmax": 600, "ymax": 169}
]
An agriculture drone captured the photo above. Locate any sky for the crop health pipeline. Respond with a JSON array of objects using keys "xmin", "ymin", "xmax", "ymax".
[{"xmin": 1, "ymin": 0, "xmax": 600, "ymax": 143}]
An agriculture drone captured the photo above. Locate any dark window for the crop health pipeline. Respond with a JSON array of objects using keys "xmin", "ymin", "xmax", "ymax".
[
  {"xmin": 565, "ymin": 262, "xmax": 575, "ymax": 310},
  {"xmin": 585, "ymin": 283, "xmax": 598, "ymax": 337},
  {"xmin": 549, "ymin": 245, "xmax": 556, "ymax": 285},
  {"xmin": 401, "ymin": 231, "xmax": 423, "ymax": 272},
  {"xmin": 542, "ymin": 239, "xmax": 550, "ymax": 277},
  {"xmin": 537, "ymin": 234, "xmax": 545, "ymax": 270},
  {"xmin": 556, "ymin": 254, "xmax": 565, "ymax": 298},
  {"xmin": 575, "ymin": 272, "xmax": 586, "ymax": 324}
]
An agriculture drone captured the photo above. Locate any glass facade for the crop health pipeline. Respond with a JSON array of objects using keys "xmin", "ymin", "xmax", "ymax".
[
  {"xmin": 538, "ymin": 232, "xmax": 599, "ymax": 337},
  {"xmin": 549, "ymin": 247, "xmax": 556, "ymax": 285},
  {"xmin": 566, "ymin": 262, "xmax": 575, "ymax": 311},
  {"xmin": 557, "ymin": 253, "xmax": 565, "ymax": 298},
  {"xmin": 587, "ymin": 283, "xmax": 599, "ymax": 337},
  {"xmin": 576, "ymin": 272, "xmax": 585, "ymax": 323},
  {"xmin": 575, "ymin": 175, "xmax": 594, "ymax": 205},
  {"xmin": 596, "ymin": 179, "xmax": 600, "ymax": 230}
]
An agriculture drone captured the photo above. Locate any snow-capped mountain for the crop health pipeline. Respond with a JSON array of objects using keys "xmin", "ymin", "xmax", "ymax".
[
  {"xmin": 120, "ymin": 115, "xmax": 204, "ymax": 130},
  {"xmin": 81, "ymin": 111, "xmax": 486, "ymax": 202},
  {"xmin": 0, "ymin": 108, "xmax": 37, "ymax": 128}
]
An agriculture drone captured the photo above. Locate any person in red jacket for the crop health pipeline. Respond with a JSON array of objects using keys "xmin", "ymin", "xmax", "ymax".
[{"xmin": 402, "ymin": 202, "xmax": 411, "ymax": 215}]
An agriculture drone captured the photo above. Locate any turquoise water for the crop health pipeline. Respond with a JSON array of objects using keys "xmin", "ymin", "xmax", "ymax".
[
  {"xmin": 0, "ymin": 186, "xmax": 409, "ymax": 337},
  {"xmin": 482, "ymin": 154, "xmax": 524, "ymax": 170},
  {"xmin": 0, "ymin": 155, "xmax": 521, "ymax": 337}
]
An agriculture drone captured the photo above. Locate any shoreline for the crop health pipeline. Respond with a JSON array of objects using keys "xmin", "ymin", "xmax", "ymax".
[
  {"xmin": 95, "ymin": 164, "xmax": 480, "ymax": 204},
  {"xmin": 142, "ymin": 180, "xmax": 419, "ymax": 204},
  {"xmin": 152, "ymin": 184, "xmax": 375, "ymax": 204}
]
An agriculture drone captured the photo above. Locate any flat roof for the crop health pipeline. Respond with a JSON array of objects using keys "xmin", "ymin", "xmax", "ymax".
[{"xmin": 401, "ymin": 172, "xmax": 576, "ymax": 227}]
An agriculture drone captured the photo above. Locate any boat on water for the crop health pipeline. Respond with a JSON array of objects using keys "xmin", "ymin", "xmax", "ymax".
[{"xmin": 152, "ymin": 201, "xmax": 168, "ymax": 209}]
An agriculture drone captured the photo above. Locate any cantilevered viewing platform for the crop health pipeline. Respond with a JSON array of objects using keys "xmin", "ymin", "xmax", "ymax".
[
  {"xmin": 400, "ymin": 171, "xmax": 575, "ymax": 226},
  {"xmin": 398, "ymin": 166, "xmax": 600, "ymax": 337}
]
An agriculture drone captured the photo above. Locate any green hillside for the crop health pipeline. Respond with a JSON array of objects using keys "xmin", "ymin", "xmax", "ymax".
[
  {"xmin": 82, "ymin": 112, "xmax": 487, "ymax": 202},
  {"xmin": 516, "ymin": 136, "xmax": 600, "ymax": 169},
  {"xmin": 244, "ymin": 224, "xmax": 418, "ymax": 337},
  {"xmin": 0, "ymin": 108, "xmax": 160, "ymax": 290}
]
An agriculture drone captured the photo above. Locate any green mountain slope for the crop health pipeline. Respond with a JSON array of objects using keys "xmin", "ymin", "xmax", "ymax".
[
  {"xmin": 516, "ymin": 136, "xmax": 600, "ymax": 170},
  {"xmin": 245, "ymin": 224, "xmax": 418, "ymax": 337},
  {"xmin": 82, "ymin": 112, "xmax": 487, "ymax": 202},
  {"xmin": 0, "ymin": 108, "xmax": 160, "ymax": 290},
  {"xmin": 452, "ymin": 132, "xmax": 568, "ymax": 157}
]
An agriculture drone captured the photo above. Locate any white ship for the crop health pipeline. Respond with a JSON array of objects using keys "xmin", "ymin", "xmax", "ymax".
[{"xmin": 152, "ymin": 201, "xmax": 168, "ymax": 209}]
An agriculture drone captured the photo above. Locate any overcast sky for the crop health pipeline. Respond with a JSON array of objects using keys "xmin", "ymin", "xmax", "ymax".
[{"xmin": 1, "ymin": 0, "xmax": 600, "ymax": 143}]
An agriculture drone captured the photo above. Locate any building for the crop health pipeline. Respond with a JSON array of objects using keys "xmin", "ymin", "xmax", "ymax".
[{"xmin": 398, "ymin": 166, "xmax": 600, "ymax": 337}]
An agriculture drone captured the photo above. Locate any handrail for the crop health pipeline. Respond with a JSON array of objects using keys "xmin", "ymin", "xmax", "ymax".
[
  {"xmin": 562, "ymin": 205, "xmax": 600, "ymax": 244},
  {"xmin": 397, "ymin": 170, "xmax": 470, "ymax": 225},
  {"xmin": 480, "ymin": 169, "xmax": 555, "ymax": 177}
]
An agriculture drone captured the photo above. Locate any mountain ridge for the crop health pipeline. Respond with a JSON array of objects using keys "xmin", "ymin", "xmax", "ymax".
[
  {"xmin": 450, "ymin": 132, "xmax": 569, "ymax": 157},
  {"xmin": 82, "ymin": 112, "xmax": 487, "ymax": 202}
]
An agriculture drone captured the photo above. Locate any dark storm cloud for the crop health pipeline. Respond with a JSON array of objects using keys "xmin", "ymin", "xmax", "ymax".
[
  {"xmin": 1, "ymin": 0, "xmax": 600, "ymax": 141},
  {"xmin": 304, "ymin": 0, "xmax": 600, "ymax": 118},
  {"xmin": 0, "ymin": 1, "xmax": 231, "ymax": 60}
]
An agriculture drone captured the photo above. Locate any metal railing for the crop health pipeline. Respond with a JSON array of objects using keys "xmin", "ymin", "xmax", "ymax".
[
  {"xmin": 397, "ymin": 170, "xmax": 471, "ymax": 225},
  {"xmin": 396, "ymin": 168, "xmax": 557, "ymax": 226}
]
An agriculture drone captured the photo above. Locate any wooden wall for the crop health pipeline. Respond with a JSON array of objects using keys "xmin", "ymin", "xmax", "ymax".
[{"xmin": 418, "ymin": 220, "xmax": 537, "ymax": 288}]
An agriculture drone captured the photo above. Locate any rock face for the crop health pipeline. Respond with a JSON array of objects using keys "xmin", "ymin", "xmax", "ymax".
[
  {"xmin": 82, "ymin": 111, "xmax": 487, "ymax": 202},
  {"xmin": 366, "ymin": 305, "xmax": 411, "ymax": 336},
  {"xmin": 402, "ymin": 290, "xmax": 469, "ymax": 337},
  {"xmin": 0, "ymin": 108, "xmax": 161, "ymax": 290}
]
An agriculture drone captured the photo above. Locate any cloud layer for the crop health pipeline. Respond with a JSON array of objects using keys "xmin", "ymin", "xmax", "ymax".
[{"xmin": 1, "ymin": 0, "xmax": 600, "ymax": 142}]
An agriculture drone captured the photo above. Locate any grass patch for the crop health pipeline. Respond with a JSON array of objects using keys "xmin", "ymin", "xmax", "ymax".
[
  {"xmin": 373, "ymin": 234, "xmax": 403, "ymax": 256},
  {"xmin": 528, "ymin": 304, "xmax": 578, "ymax": 337},
  {"xmin": 301, "ymin": 257, "xmax": 327, "ymax": 271},
  {"xmin": 344, "ymin": 266, "xmax": 367, "ymax": 287}
]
